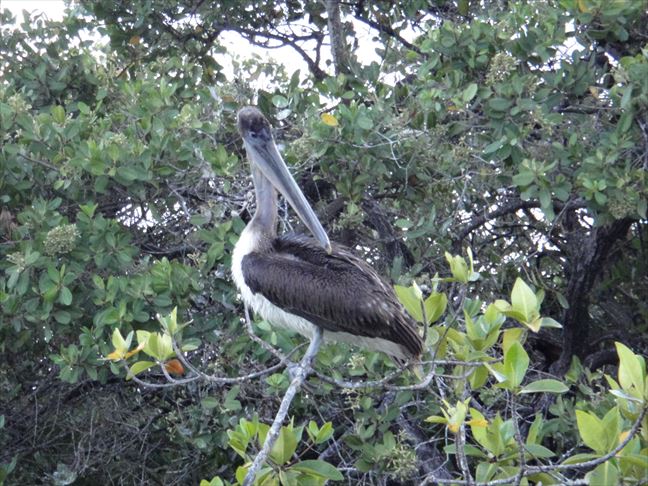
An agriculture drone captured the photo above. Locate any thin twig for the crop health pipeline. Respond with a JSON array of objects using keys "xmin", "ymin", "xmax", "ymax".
[{"xmin": 243, "ymin": 327, "xmax": 323, "ymax": 486}]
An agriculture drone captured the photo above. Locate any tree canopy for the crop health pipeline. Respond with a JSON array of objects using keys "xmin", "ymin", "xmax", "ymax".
[{"xmin": 1, "ymin": 1, "xmax": 647, "ymax": 484}]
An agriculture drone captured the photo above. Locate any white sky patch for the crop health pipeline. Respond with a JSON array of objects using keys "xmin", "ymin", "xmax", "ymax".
[
  {"xmin": 1, "ymin": 0, "xmax": 389, "ymax": 86},
  {"xmin": 2, "ymin": 0, "xmax": 67, "ymax": 21}
]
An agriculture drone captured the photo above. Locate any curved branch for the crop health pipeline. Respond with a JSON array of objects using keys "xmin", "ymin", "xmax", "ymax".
[
  {"xmin": 352, "ymin": 9, "xmax": 422, "ymax": 55},
  {"xmin": 214, "ymin": 23, "xmax": 328, "ymax": 81}
]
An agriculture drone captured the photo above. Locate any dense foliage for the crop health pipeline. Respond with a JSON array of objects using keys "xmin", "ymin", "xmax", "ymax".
[{"xmin": 1, "ymin": 1, "xmax": 647, "ymax": 484}]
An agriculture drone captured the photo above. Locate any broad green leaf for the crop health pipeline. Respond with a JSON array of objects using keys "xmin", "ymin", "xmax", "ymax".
[
  {"xmin": 356, "ymin": 115, "xmax": 373, "ymax": 130},
  {"xmin": 394, "ymin": 285, "xmax": 423, "ymax": 322},
  {"xmin": 468, "ymin": 365, "xmax": 489, "ymax": 389},
  {"xmin": 289, "ymin": 460, "xmax": 343, "ymax": 480},
  {"xmin": 586, "ymin": 461, "xmax": 618, "ymax": 486},
  {"xmin": 52, "ymin": 105, "xmax": 66, "ymax": 124},
  {"xmin": 127, "ymin": 360, "xmax": 156, "ymax": 379},
  {"xmin": 561, "ymin": 453, "xmax": 600, "ymax": 465},
  {"xmin": 462, "ymin": 83, "xmax": 478, "ymax": 103},
  {"xmin": 502, "ymin": 341, "xmax": 529, "ymax": 389},
  {"xmin": 575, "ymin": 410, "xmax": 607, "ymax": 454},
  {"xmin": 485, "ymin": 363, "xmax": 508, "ymax": 383},
  {"xmin": 519, "ymin": 379, "xmax": 569, "ymax": 394},
  {"xmin": 501, "ymin": 328, "xmax": 524, "ymax": 355},
  {"xmin": 601, "ymin": 407, "xmax": 620, "ymax": 452},
  {"xmin": 615, "ymin": 342, "xmax": 645, "ymax": 398},
  {"xmin": 270, "ymin": 426, "xmax": 298, "ymax": 465},
  {"xmin": 59, "ymin": 286, "xmax": 73, "ymax": 306},
  {"xmin": 475, "ymin": 462, "xmax": 497, "ymax": 483},
  {"xmin": 201, "ymin": 397, "xmax": 219, "ymax": 410},
  {"xmin": 445, "ymin": 252, "xmax": 469, "ymax": 283},
  {"xmin": 510, "ymin": 278, "xmax": 537, "ymax": 323},
  {"xmin": 272, "ymin": 95, "xmax": 289, "ymax": 108},
  {"xmin": 524, "ymin": 443, "xmax": 555, "ymax": 458},
  {"xmin": 315, "ymin": 422, "xmax": 333, "ymax": 444},
  {"xmin": 111, "ymin": 328, "xmax": 127, "ymax": 352},
  {"xmin": 235, "ymin": 465, "xmax": 249, "ymax": 485},
  {"xmin": 489, "ymin": 98, "xmax": 513, "ymax": 111},
  {"xmin": 425, "ymin": 292, "xmax": 448, "ymax": 324}
]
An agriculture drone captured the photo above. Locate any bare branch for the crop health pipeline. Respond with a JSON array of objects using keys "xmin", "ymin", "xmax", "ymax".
[{"xmin": 243, "ymin": 327, "xmax": 323, "ymax": 485}]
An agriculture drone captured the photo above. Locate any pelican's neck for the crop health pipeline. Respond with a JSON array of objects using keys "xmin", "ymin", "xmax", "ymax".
[{"xmin": 250, "ymin": 165, "xmax": 278, "ymax": 237}]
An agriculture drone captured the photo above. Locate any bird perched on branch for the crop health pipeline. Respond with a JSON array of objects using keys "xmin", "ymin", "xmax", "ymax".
[{"xmin": 232, "ymin": 106, "xmax": 423, "ymax": 366}]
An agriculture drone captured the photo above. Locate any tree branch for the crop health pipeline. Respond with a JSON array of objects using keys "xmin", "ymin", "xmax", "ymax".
[
  {"xmin": 243, "ymin": 327, "xmax": 323, "ymax": 486},
  {"xmin": 325, "ymin": 0, "xmax": 350, "ymax": 75}
]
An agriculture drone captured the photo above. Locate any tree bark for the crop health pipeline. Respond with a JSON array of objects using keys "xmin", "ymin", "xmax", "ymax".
[
  {"xmin": 551, "ymin": 218, "xmax": 633, "ymax": 375},
  {"xmin": 324, "ymin": 0, "xmax": 350, "ymax": 75}
]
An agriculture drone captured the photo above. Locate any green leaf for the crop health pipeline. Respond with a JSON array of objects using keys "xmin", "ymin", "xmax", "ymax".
[
  {"xmin": 575, "ymin": 410, "xmax": 607, "ymax": 454},
  {"xmin": 59, "ymin": 286, "xmax": 73, "ymax": 306},
  {"xmin": 484, "ymin": 137, "xmax": 505, "ymax": 154},
  {"xmin": 462, "ymin": 83, "xmax": 478, "ymax": 103},
  {"xmin": 394, "ymin": 285, "xmax": 423, "ymax": 322},
  {"xmin": 270, "ymin": 426, "xmax": 298, "ymax": 465},
  {"xmin": 586, "ymin": 461, "xmax": 618, "ymax": 486},
  {"xmin": 424, "ymin": 292, "xmax": 448, "ymax": 324},
  {"xmin": 290, "ymin": 460, "xmax": 343, "ymax": 480},
  {"xmin": 475, "ymin": 462, "xmax": 497, "ymax": 483},
  {"xmin": 524, "ymin": 443, "xmax": 555, "ymax": 458},
  {"xmin": 53, "ymin": 310, "xmax": 72, "ymax": 324},
  {"xmin": 615, "ymin": 342, "xmax": 645, "ymax": 398},
  {"xmin": 519, "ymin": 379, "xmax": 569, "ymax": 394},
  {"xmin": 315, "ymin": 422, "xmax": 333, "ymax": 444},
  {"xmin": 601, "ymin": 407, "xmax": 620, "ymax": 452},
  {"xmin": 502, "ymin": 341, "xmax": 529, "ymax": 389},
  {"xmin": 356, "ymin": 115, "xmax": 373, "ymax": 130},
  {"xmin": 111, "ymin": 328, "xmax": 127, "ymax": 352},
  {"xmin": 526, "ymin": 414, "xmax": 542, "ymax": 445},
  {"xmin": 52, "ymin": 105, "xmax": 66, "ymax": 124},
  {"xmin": 620, "ymin": 86, "xmax": 633, "ymax": 109},
  {"xmin": 510, "ymin": 278, "xmax": 538, "ymax": 323},
  {"xmin": 201, "ymin": 397, "xmax": 219, "ymax": 410},
  {"xmin": 561, "ymin": 453, "xmax": 601, "ymax": 465},
  {"xmin": 489, "ymin": 98, "xmax": 513, "ymax": 112},
  {"xmin": 445, "ymin": 252, "xmax": 469, "ymax": 283},
  {"xmin": 539, "ymin": 317, "xmax": 562, "ymax": 329},
  {"xmin": 127, "ymin": 360, "xmax": 156, "ymax": 379},
  {"xmin": 272, "ymin": 95, "xmax": 289, "ymax": 108}
]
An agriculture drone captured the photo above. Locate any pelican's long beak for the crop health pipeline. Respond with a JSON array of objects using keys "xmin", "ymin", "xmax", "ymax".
[{"xmin": 239, "ymin": 110, "xmax": 331, "ymax": 253}]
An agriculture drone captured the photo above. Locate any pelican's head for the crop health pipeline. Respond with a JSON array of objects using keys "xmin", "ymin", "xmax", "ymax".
[{"xmin": 237, "ymin": 107, "xmax": 331, "ymax": 253}]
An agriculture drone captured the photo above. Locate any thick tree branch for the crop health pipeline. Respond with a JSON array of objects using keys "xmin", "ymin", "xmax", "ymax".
[
  {"xmin": 325, "ymin": 0, "xmax": 350, "ymax": 75},
  {"xmin": 552, "ymin": 218, "xmax": 634, "ymax": 374}
]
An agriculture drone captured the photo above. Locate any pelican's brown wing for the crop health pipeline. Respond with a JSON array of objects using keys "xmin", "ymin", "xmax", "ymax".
[{"xmin": 241, "ymin": 234, "xmax": 423, "ymax": 359}]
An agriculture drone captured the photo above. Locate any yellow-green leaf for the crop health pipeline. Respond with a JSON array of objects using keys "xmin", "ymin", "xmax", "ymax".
[
  {"xmin": 615, "ymin": 342, "xmax": 646, "ymax": 399},
  {"xmin": 424, "ymin": 292, "xmax": 447, "ymax": 323},
  {"xmin": 502, "ymin": 328, "xmax": 524, "ymax": 354},
  {"xmin": 519, "ymin": 379, "xmax": 569, "ymax": 394},
  {"xmin": 586, "ymin": 461, "xmax": 618, "ymax": 486},
  {"xmin": 502, "ymin": 341, "xmax": 529, "ymax": 389},
  {"xmin": 394, "ymin": 285, "xmax": 424, "ymax": 323},
  {"xmin": 127, "ymin": 360, "xmax": 156, "ymax": 379},
  {"xmin": 576, "ymin": 410, "xmax": 607, "ymax": 454},
  {"xmin": 510, "ymin": 278, "xmax": 538, "ymax": 323}
]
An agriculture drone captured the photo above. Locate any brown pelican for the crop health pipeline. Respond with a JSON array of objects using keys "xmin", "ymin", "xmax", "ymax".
[{"xmin": 232, "ymin": 107, "xmax": 423, "ymax": 364}]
